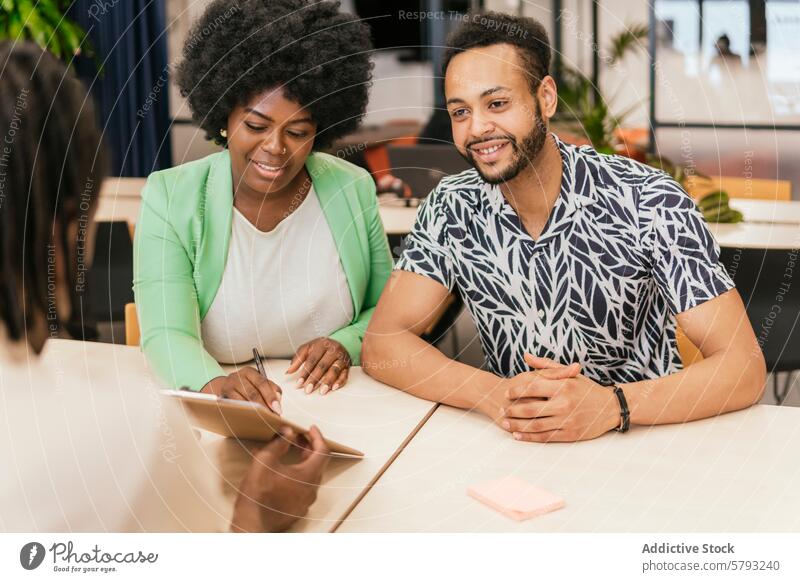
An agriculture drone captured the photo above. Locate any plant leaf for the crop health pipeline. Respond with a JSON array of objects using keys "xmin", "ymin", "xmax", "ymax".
[
  {"xmin": 6, "ymin": 10, "xmax": 23, "ymax": 40},
  {"xmin": 607, "ymin": 23, "xmax": 649, "ymax": 65}
]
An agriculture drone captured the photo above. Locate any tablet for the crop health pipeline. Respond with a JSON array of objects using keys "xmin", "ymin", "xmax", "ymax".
[{"xmin": 161, "ymin": 390, "xmax": 364, "ymax": 458}]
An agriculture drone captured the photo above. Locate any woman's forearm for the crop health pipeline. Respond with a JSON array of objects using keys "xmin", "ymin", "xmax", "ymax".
[
  {"xmin": 140, "ymin": 329, "xmax": 224, "ymax": 390},
  {"xmin": 329, "ymin": 307, "xmax": 375, "ymax": 366}
]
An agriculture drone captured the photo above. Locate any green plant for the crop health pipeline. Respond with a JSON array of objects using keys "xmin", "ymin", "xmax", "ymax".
[
  {"xmin": 0, "ymin": 0, "xmax": 93, "ymax": 62},
  {"xmin": 555, "ymin": 22, "xmax": 649, "ymax": 152},
  {"xmin": 607, "ymin": 23, "xmax": 649, "ymax": 65},
  {"xmin": 697, "ymin": 190, "xmax": 743, "ymax": 223},
  {"xmin": 643, "ymin": 154, "xmax": 708, "ymax": 185}
]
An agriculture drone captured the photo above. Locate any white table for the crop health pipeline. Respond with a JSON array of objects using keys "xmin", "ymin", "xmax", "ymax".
[
  {"xmin": 730, "ymin": 199, "xmax": 800, "ymax": 225},
  {"xmin": 32, "ymin": 340, "xmax": 800, "ymax": 532},
  {"xmin": 703, "ymin": 199, "xmax": 800, "ymax": 250},
  {"xmin": 338, "ymin": 404, "xmax": 800, "ymax": 532},
  {"xmin": 97, "ymin": 177, "xmax": 146, "ymax": 225},
  {"xmin": 97, "ymin": 178, "xmax": 800, "ymax": 248},
  {"xmin": 377, "ymin": 199, "xmax": 420, "ymax": 235},
  {"xmin": 709, "ymin": 222, "xmax": 800, "ymax": 250},
  {"xmin": 39, "ymin": 339, "xmax": 436, "ymax": 533},
  {"xmin": 375, "ymin": 201, "xmax": 800, "ymax": 249},
  {"xmin": 95, "ymin": 177, "xmax": 422, "ymax": 236},
  {"xmin": 211, "ymin": 358, "xmax": 436, "ymax": 533}
]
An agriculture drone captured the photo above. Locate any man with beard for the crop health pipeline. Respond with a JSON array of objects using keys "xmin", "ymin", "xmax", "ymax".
[{"xmin": 361, "ymin": 12, "xmax": 765, "ymax": 442}]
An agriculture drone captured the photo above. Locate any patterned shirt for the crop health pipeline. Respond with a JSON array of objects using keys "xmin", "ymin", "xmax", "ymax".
[{"xmin": 396, "ymin": 134, "xmax": 735, "ymax": 384}]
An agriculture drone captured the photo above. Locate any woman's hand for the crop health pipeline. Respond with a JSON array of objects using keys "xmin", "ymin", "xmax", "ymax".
[
  {"xmin": 201, "ymin": 368, "xmax": 283, "ymax": 415},
  {"xmin": 231, "ymin": 426, "xmax": 330, "ymax": 532},
  {"xmin": 286, "ymin": 337, "xmax": 351, "ymax": 395}
]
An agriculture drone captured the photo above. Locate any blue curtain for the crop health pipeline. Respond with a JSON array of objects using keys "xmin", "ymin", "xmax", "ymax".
[{"xmin": 69, "ymin": 0, "xmax": 172, "ymax": 176}]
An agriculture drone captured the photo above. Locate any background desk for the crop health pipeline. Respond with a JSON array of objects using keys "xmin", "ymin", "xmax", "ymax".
[
  {"xmin": 728, "ymin": 199, "xmax": 800, "ymax": 225},
  {"xmin": 96, "ymin": 178, "xmax": 800, "ymax": 244},
  {"xmin": 95, "ymin": 177, "xmax": 421, "ymax": 237},
  {"xmin": 97, "ymin": 177, "xmax": 146, "ymax": 226},
  {"xmin": 40, "ymin": 339, "xmax": 436, "ymax": 533},
  {"xmin": 377, "ymin": 201, "xmax": 420, "ymax": 236},
  {"xmin": 338, "ymin": 404, "xmax": 800, "ymax": 532},
  {"xmin": 711, "ymin": 222, "xmax": 800, "ymax": 250}
]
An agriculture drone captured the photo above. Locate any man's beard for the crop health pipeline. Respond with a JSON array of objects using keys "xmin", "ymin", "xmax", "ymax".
[{"xmin": 462, "ymin": 111, "xmax": 548, "ymax": 185}]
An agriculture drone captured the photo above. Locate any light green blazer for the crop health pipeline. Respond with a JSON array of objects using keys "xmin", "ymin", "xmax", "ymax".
[{"xmin": 133, "ymin": 150, "xmax": 393, "ymax": 390}]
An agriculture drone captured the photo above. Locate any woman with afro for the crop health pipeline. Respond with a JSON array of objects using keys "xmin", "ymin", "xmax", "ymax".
[{"xmin": 134, "ymin": 0, "xmax": 391, "ymax": 408}]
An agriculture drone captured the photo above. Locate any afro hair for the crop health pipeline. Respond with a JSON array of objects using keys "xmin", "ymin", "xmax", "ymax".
[{"xmin": 176, "ymin": 0, "xmax": 373, "ymax": 150}]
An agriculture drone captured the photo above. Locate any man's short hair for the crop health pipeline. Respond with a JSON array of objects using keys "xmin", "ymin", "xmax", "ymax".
[{"xmin": 442, "ymin": 11, "xmax": 552, "ymax": 94}]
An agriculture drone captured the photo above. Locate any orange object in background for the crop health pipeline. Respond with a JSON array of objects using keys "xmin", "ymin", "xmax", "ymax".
[
  {"xmin": 385, "ymin": 118, "xmax": 420, "ymax": 147},
  {"xmin": 124, "ymin": 303, "xmax": 140, "ymax": 347},
  {"xmin": 363, "ymin": 144, "xmax": 393, "ymax": 180},
  {"xmin": 676, "ymin": 326, "xmax": 704, "ymax": 367},
  {"xmin": 684, "ymin": 175, "xmax": 792, "ymax": 202},
  {"xmin": 614, "ymin": 127, "xmax": 649, "ymax": 162},
  {"xmin": 364, "ymin": 145, "xmax": 413, "ymax": 197},
  {"xmin": 361, "ymin": 120, "xmax": 420, "ymax": 197}
]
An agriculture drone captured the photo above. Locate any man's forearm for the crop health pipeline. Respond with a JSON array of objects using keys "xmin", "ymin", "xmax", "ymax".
[
  {"xmin": 623, "ymin": 347, "xmax": 765, "ymax": 426},
  {"xmin": 362, "ymin": 329, "xmax": 501, "ymax": 412}
]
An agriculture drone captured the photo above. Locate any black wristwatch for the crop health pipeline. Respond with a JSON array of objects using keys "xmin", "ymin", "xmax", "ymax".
[{"xmin": 609, "ymin": 385, "xmax": 630, "ymax": 433}]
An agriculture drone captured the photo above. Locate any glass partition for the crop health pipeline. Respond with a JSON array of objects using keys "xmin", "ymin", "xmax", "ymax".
[{"xmin": 653, "ymin": 0, "xmax": 800, "ymax": 125}]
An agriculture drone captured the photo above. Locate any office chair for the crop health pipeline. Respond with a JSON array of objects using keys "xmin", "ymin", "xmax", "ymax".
[{"xmin": 720, "ymin": 247, "xmax": 800, "ymax": 404}]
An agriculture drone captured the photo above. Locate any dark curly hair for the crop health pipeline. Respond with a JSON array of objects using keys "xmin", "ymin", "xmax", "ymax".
[
  {"xmin": 442, "ymin": 11, "xmax": 551, "ymax": 94},
  {"xmin": 176, "ymin": 0, "xmax": 373, "ymax": 150},
  {"xmin": 0, "ymin": 41, "xmax": 107, "ymax": 352}
]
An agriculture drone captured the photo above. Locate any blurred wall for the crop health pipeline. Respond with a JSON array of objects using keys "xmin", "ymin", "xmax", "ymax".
[{"xmin": 160, "ymin": 0, "xmax": 799, "ymax": 198}]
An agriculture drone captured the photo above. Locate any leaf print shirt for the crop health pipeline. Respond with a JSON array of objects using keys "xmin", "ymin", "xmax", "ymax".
[{"xmin": 395, "ymin": 134, "xmax": 735, "ymax": 384}]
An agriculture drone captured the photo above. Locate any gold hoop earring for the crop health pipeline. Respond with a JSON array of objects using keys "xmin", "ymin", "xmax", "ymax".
[{"xmin": 220, "ymin": 129, "xmax": 227, "ymax": 138}]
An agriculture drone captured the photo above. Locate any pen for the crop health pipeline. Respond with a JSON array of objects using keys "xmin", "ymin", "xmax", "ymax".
[
  {"xmin": 253, "ymin": 347, "xmax": 282, "ymax": 415},
  {"xmin": 252, "ymin": 347, "xmax": 268, "ymax": 378}
]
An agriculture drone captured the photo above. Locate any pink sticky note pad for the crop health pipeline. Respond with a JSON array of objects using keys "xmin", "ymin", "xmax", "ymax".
[{"xmin": 467, "ymin": 476, "xmax": 565, "ymax": 521}]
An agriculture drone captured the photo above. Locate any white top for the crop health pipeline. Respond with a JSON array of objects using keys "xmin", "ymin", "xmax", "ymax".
[
  {"xmin": 201, "ymin": 187, "xmax": 354, "ymax": 364},
  {"xmin": 0, "ymin": 338, "xmax": 229, "ymax": 532}
]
